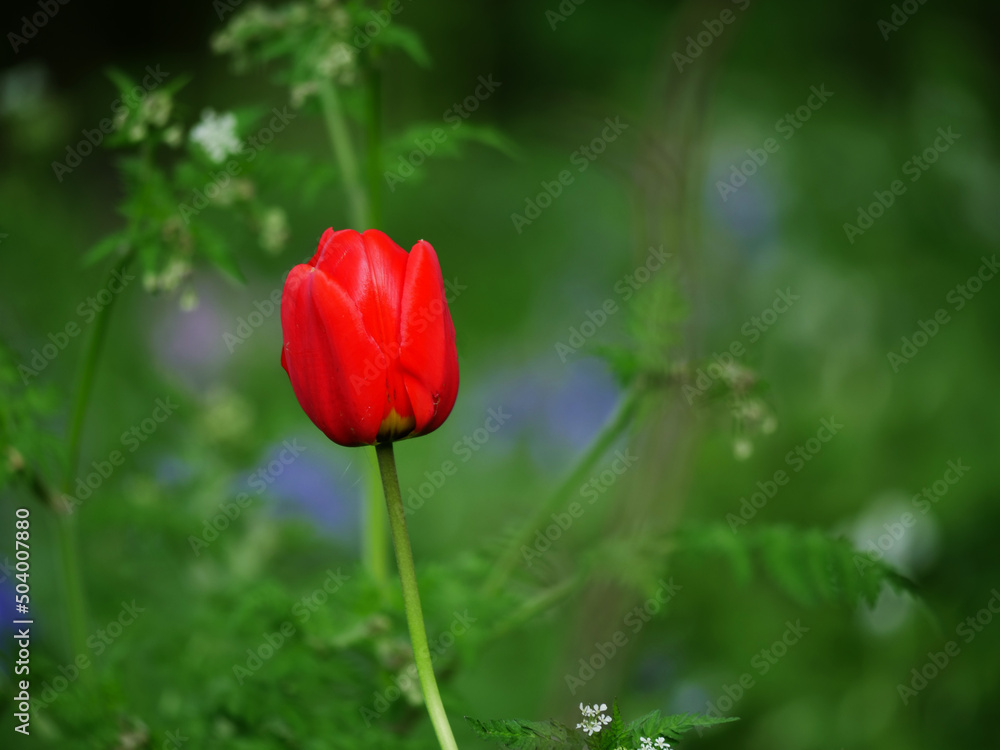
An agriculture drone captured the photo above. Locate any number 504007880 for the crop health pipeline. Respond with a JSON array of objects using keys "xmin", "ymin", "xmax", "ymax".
[{"xmin": 14, "ymin": 507, "xmax": 30, "ymax": 595}]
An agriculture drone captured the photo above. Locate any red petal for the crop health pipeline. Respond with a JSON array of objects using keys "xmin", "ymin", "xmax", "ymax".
[
  {"xmin": 281, "ymin": 264, "xmax": 386, "ymax": 446},
  {"xmin": 398, "ymin": 240, "xmax": 459, "ymax": 437}
]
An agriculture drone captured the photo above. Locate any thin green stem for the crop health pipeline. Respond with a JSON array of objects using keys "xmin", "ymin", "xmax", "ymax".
[
  {"xmin": 58, "ymin": 253, "xmax": 131, "ymax": 664},
  {"xmin": 376, "ymin": 442, "xmax": 460, "ymax": 750},
  {"xmin": 318, "ymin": 80, "xmax": 367, "ymax": 229},
  {"xmin": 484, "ymin": 388, "xmax": 643, "ymax": 595},
  {"xmin": 366, "ymin": 61, "xmax": 383, "ymax": 229},
  {"xmin": 364, "ymin": 446, "xmax": 390, "ymax": 596},
  {"xmin": 66, "ymin": 254, "xmax": 131, "ymax": 479}
]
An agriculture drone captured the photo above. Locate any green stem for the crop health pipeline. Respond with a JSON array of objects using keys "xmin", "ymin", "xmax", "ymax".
[
  {"xmin": 366, "ymin": 61, "xmax": 383, "ymax": 229},
  {"xmin": 363, "ymin": 446, "xmax": 390, "ymax": 596},
  {"xmin": 376, "ymin": 442, "xmax": 460, "ymax": 750},
  {"xmin": 66, "ymin": 254, "xmax": 131, "ymax": 478},
  {"xmin": 58, "ymin": 254, "xmax": 131, "ymax": 663},
  {"xmin": 318, "ymin": 80, "xmax": 367, "ymax": 229},
  {"xmin": 54, "ymin": 513, "xmax": 88, "ymax": 660},
  {"xmin": 484, "ymin": 388, "xmax": 643, "ymax": 595},
  {"xmin": 318, "ymin": 76, "xmax": 389, "ymax": 590}
]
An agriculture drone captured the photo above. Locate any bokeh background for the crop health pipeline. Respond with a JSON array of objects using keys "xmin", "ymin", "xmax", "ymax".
[{"xmin": 2, "ymin": 0, "xmax": 999, "ymax": 748}]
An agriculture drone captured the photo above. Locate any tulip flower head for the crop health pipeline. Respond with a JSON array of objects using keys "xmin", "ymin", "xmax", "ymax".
[{"xmin": 281, "ymin": 228, "xmax": 459, "ymax": 447}]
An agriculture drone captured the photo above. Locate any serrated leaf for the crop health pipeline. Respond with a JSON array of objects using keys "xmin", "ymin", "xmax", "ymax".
[
  {"xmin": 675, "ymin": 523, "xmax": 916, "ymax": 609},
  {"xmin": 465, "ymin": 717, "xmax": 579, "ymax": 750},
  {"xmin": 628, "ymin": 711, "xmax": 739, "ymax": 741}
]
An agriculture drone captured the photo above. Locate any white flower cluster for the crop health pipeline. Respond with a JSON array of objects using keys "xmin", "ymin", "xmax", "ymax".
[
  {"xmin": 576, "ymin": 703, "xmax": 612, "ymax": 736},
  {"xmin": 189, "ymin": 109, "xmax": 241, "ymax": 163},
  {"xmin": 639, "ymin": 736, "xmax": 671, "ymax": 750}
]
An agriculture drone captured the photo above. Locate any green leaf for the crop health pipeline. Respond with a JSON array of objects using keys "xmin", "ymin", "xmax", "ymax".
[
  {"xmin": 465, "ymin": 717, "xmax": 580, "ymax": 750},
  {"xmin": 82, "ymin": 231, "xmax": 130, "ymax": 267},
  {"xmin": 628, "ymin": 711, "xmax": 739, "ymax": 741},
  {"xmin": 194, "ymin": 224, "xmax": 245, "ymax": 284},
  {"xmin": 378, "ymin": 25, "xmax": 432, "ymax": 67},
  {"xmin": 675, "ymin": 523, "xmax": 916, "ymax": 608}
]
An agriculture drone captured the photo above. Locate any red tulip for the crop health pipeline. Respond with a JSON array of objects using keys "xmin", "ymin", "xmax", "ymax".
[{"xmin": 280, "ymin": 228, "xmax": 459, "ymax": 447}]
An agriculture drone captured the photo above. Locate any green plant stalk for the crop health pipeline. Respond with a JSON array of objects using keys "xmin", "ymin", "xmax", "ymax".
[
  {"xmin": 376, "ymin": 442, "xmax": 460, "ymax": 750},
  {"xmin": 363, "ymin": 447, "xmax": 390, "ymax": 596},
  {"xmin": 319, "ymin": 79, "xmax": 368, "ymax": 229},
  {"xmin": 366, "ymin": 61, "xmax": 383, "ymax": 229},
  {"xmin": 58, "ymin": 253, "xmax": 131, "ymax": 664},
  {"xmin": 484, "ymin": 388, "xmax": 643, "ymax": 595},
  {"xmin": 319, "ymin": 76, "xmax": 390, "ymax": 592}
]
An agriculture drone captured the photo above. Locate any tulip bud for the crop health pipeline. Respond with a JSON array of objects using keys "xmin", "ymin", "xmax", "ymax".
[{"xmin": 280, "ymin": 228, "xmax": 460, "ymax": 447}]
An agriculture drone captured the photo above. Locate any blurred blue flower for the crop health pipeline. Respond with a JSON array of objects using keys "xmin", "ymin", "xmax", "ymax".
[{"xmin": 252, "ymin": 438, "xmax": 364, "ymax": 545}]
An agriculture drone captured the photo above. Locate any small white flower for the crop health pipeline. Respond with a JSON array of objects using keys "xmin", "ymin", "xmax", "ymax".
[
  {"xmin": 640, "ymin": 737, "xmax": 654, "ymax": 750},
  {"xmin": 654, "ymin": 738, "xmax": 670, "ymax": 750},
  {"xmin": 189, "ymin": 109, "xmax": 241, "ymax": 163}
]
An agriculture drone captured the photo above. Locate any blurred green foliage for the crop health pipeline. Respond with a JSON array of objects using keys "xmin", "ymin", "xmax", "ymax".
[{"xmin": 2, "ymin": 0, "xmax": 1000, "ymax": 749}]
